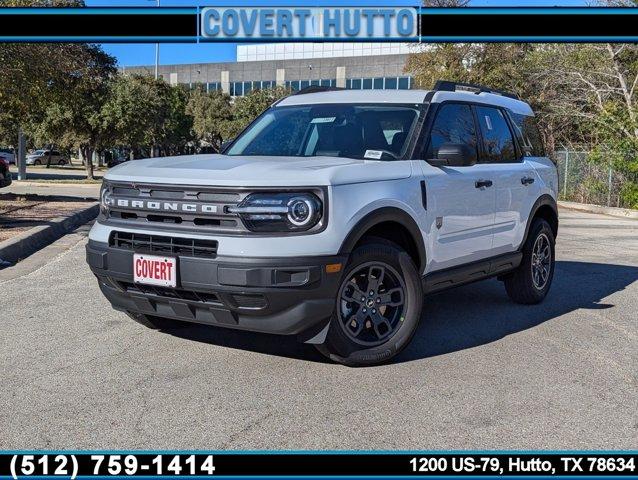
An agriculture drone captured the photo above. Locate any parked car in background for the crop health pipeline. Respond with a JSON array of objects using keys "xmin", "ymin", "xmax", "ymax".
[
  {"xmin": 26, "ymin": 149, "xmax": 68, "ymax": 166},
  {"xmin": 106, "ymin": 154, "xmax": 130, "ymax": 169},
  {"xmin": 0, "ymin": 156, "xmax": 12, "ymax": 188},
  {"xmin": 0, "ymin": 148, "xmax": 15, "ymax": 165}
]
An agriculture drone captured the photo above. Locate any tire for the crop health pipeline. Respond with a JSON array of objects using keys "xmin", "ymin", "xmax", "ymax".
[
  {"xmin": 125, "ymin": 311, "xmax": 188, "ymax": 330},
  {"xmin": 33, "ymin": 159, "xmax": 41, "ymax": 166},
  {"xmin": 315, "ymin": 239, "xmax": 423, "ymax": 367},
  {"xmin": 504, "ymin": 218, "xmax": 555, "ymax": 304},
  {"xmin": 57, "ymin": 159, "xmax": 67, "ymax": 166}
]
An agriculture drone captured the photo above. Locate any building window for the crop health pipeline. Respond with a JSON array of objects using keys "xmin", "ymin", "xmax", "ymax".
[
  {"xmin": 285, "ymin": 80, "xmax": 300, "ymax": 91},
  {"xmin": 398, "ymin": 77, "xmax": 410, "ymax": 90},
  {"xmin": 243, "ymin": 81, "xmax": 252, "ymax": 95},
  {"xmin": 230, "ymin": 81, "xmax": 243, "ymax": 96},
  {"xmin": 351, "ymin": 78, "xmax": 362, "ymax": 90},
  {"xmin": 320, "ymin": 79, "xmax": 331, "ymax": 87},
  {"xmin": 300, "ymin": 80, "xmax": 310, "ymax": 89},
  {"xmin": 373, "ymin": 78, "xmax": 384, "ymax": 89},
  {"xmin": 385, "ymin": 77, "xmax": 398, "ymax": 90},
  {"xmin": 362, "ymin": 78, "xmax": 373, "ymax": 90}
]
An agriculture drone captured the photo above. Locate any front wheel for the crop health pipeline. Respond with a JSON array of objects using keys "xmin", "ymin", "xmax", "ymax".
[
  {"xmin": 504, "ymin": 218, "xmax": 555, "ymax": 304},
  {"xmin": 315, "ymin": 240, "xmax": 423, "ymax": 367}
]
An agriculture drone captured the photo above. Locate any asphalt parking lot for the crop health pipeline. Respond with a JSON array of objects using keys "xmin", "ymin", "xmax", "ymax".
[{"xmin": 1, "ymin": 209, "xmax": 636, "ymax": 450}]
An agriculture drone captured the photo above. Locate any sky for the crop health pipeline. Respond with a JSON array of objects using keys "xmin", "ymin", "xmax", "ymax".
[{"xmin": 88, "ymin": 0, "xmax": 591, "ymax": 68}]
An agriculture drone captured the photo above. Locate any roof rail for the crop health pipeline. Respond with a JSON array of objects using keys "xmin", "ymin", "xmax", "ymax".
[
  {"xmin": 293, "ymin": 85, "xmax": 345, "ymax": 95},
  {"xmin": 433, "ymin": 80, "xmax": 519, "ymax": 100}
]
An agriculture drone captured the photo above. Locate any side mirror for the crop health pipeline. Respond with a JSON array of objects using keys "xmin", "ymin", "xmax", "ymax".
[{"xmin": 428, "ymin": 143, "xmax": 477, "ymax": 167}]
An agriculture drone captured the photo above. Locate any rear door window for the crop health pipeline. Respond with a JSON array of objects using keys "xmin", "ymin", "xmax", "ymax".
[{"xmin": 475, "ymin": 106, "xmax": 517, "ymax": 163}]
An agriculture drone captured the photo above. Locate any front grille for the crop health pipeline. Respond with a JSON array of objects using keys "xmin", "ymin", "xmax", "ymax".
[
  {"xmin": 230, "ymin": 293, "xmax": 268, "ymax": 309},
  {"xmin": 105, "ymin": 182, "xmax": 247, "ymax": 234},
  {"xmin": 110, "ymin": 231, "xmax": 218, "ymax": 258},
  {"xmin": 120, "ymin": 281, "xmax": 222, "ymax": 305}
]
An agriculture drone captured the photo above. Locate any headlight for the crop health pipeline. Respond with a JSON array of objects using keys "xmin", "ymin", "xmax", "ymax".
[
  {"xmin": 229, "ymin": 192, "xmax": 323, "ymax": 232},
  {"xmin": 100, "ymin": 182, "xmax": 113, "ymax": 216}
]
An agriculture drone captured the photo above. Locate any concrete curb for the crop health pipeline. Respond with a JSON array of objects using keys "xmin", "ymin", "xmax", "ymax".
[
  {"xmin": 0, "ymin": 203, "xmax": 99, "ymax": 266},
  {"xmin": 13, "ymin": 181, "xmax": 101, "ymax": 188},
  {"xmin": 558, "ymin": 201, "xmax": 638, "ymax": 219}
]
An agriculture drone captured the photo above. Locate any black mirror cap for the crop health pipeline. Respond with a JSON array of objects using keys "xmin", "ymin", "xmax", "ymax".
[{"xmin": 429, "ymin": 143, "xmax": 477, "ymax": 167}]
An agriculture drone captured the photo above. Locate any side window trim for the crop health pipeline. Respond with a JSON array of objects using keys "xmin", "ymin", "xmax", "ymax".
[
  {"xmin": 470, "ymin": 105, "xmax": 487, "ymax": 164},
  {"xmin": 414, "ymin": 102, "xmax": 440, "ymax": 160},
  {"xmin": 502, "ymin": 109, "xmax": 525, "ymax": 162}
]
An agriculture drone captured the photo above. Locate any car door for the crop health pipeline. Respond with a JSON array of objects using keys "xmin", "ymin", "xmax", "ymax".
[
  {"xmin": 417, "ymin": 102, "xmax": 497, "ymax": 272},
  {"xmin": 474, "ymin": 105, "xmax": 538, "ymax": 255}
]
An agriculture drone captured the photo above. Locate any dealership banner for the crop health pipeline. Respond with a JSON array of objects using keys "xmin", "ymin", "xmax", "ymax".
[
  {"xmin": 0, "ymin": 6, "xmax": 637, "ymax": 43},
  {"xmin": 0, "ymin": 452, "xmax": 636, "ymax": 478}
]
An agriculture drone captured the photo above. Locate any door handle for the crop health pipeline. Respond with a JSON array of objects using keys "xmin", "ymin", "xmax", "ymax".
[
  {"xmin": 521, "ymin": 176, "xmax": 535, "ymax": 185},
  {"xmin": 475, "ymin": 179, "xmax": 493, "ymax": 189}
]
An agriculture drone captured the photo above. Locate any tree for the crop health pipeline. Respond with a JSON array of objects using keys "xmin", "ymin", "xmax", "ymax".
[
  {"xmin": 101, "ymin": 75, "xmax": 184, "ymax": 159},
  {"xmin": 157, "ymin": 85, "xmax": 194, "ymax": 156},
  {"xmin": 26, "ymin": 45, "xmax": 117, "ymax": 179},
  {"xmin": 406, "ymin": 40, "xmax": 638, "ymax": 206},
  {"xmin": 0, "ymin": 0, "xmax": 110, "ymax": 176},
  {"xmin": 185, "ymin": 88, "xmax": 232, "ymax": 152},
  {"xmin": 222, "ymin": 86, "xmax": 289, "ymax": 140}
]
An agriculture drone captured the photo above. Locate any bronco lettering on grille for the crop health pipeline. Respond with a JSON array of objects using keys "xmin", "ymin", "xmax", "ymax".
[{"xmin": 114, "ymin": 198, "xmax": 218, "ymax": 214}]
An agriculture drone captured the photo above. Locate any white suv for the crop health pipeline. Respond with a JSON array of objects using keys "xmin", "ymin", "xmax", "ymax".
[{"xmin": 87, "ymin": 81, "xmax": 558, "ymax": 367}]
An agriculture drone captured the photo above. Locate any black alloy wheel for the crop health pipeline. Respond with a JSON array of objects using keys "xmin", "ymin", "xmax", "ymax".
[{"xmin": 338, "ymin": 261, "xmax": 407, "ymax": 346}]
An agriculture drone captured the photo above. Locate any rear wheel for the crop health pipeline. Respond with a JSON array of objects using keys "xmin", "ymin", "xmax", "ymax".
[
  {"xmin": 315, "ymin": 240, "xmax": 423, "ymax": 367},
  {"xmin": 33, "ymin": 159, "xmax": 41, "ymax": 166},
  {"xmin": 125, "ymin": 311, "xmax": 188, "ymax": 330},
  {"xmin": 504, "ymin": 218, "xmax": 555, "ymax": 304},
  {"xmin": 57, "ymin": 159, "xmax": 67, "ymax": 166}
]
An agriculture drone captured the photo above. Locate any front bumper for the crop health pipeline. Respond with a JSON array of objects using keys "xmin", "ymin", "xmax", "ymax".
[{"xmin": 86, "ymin": 239, "xmax": 345, "ymax": 337}]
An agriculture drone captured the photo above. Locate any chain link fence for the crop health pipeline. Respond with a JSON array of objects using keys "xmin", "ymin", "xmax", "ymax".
[{"xmin": 553, "ymin": 149, "xmax": 638, "ymax": 209}]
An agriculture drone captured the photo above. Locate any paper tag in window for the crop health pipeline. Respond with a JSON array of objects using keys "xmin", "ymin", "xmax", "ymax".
[
  {"xmin": 364, "ymin": 150, "xmax": 383, "ymax": 159},
  {"xmin": 311, "ymin": 117, "xmax": 336, "ymax": 124},
  {"xmin": 484, "ymin": 115, "xmax": 493, "ymax": 130}
]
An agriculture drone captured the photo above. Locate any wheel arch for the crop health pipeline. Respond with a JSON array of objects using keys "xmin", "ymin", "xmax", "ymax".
[
  {"xmin": 522, "ymin": 194, "xmax": 559, "ymax": 247},
  {"xmin": 339, "ymin": 207, "xmax": 426, "ymax": 273}
]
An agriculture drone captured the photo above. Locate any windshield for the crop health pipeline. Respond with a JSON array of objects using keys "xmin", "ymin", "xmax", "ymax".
[{"xmin": 226, "ymin": 104, "xmax": 421, "ymax": 161}]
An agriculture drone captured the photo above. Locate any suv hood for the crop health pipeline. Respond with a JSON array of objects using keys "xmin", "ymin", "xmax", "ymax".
[{"xmin": 104, "ymin": 154, "xmax": 412, "ymax": 187}]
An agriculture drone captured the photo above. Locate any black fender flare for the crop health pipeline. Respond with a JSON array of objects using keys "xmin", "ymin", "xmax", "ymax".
[
  {"xmin": 521, "ymin": 194, "xmax": 559, "ymax": 248},
  {"xmin": 339, "ymin": 207, "xmax": 426, "ymax": 272}
]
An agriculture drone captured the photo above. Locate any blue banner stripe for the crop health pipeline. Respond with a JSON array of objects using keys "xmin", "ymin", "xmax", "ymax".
[{"xmin": 0, "ymin": 7, "xmax": 195, "ymax": 15}]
